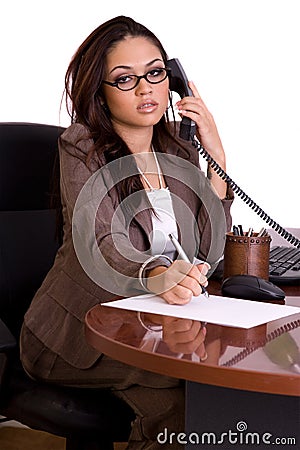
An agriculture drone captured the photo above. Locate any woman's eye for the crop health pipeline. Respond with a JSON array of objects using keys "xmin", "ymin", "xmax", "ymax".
[
  {"xmin": 148, "ymin": 68, "xmax": 164, "ymax": 77},
  {"xmin": 116, "ymin": 75, "xmax": 133, "ymax": 84}
]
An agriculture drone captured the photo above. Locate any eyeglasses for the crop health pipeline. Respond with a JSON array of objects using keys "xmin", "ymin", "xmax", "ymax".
[{"xmin": 102, "ymin": 67, "xmax": 170, "ymax": 91}]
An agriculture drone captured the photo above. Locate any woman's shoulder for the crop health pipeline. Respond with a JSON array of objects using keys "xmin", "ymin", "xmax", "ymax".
[
  {"xmin": 60, "ymin": 123, "xmax": 100, "ymax": 161},
  {"xmin": 60, "ymin": 123, "xmax": 92, "ymax": 148},
  {"xmin": 59, "ymin": 123, "xmax": 107, "ymax": 171}
]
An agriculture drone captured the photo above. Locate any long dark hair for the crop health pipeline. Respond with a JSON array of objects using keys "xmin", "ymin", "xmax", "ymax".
[
  {"xmin": 63, "ymin": 16, "xmax": 188, "ymax": 202},
  {"xmin": 65, "ymin": 16, "xmax": 169, "ymax": 132}
]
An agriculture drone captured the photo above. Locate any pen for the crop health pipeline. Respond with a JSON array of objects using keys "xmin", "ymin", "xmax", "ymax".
[
  {"xmin": 168, "ymin": 233, "xmax": 209, "ymax": 299},
  {"xmin": 257, "ymin": 227, "xmax": 266, "ymax": 237},
  {"xmin": 233, "ymin": 225, "xmax": 239, "ymax": 236},
  {"xmin": 238, "ymin": 224, "xmax": 244, "ymax": 236}
]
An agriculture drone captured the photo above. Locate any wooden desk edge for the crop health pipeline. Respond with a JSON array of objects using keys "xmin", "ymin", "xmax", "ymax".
[{"xmin": 85, "ymin": 309, "xmax": 300, "ymax": 397}]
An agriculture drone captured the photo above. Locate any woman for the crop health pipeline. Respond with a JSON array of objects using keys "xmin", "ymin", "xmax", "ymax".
[{"xmin": 20, "ymin": 15, "xmax": 233, "ymax": 449}]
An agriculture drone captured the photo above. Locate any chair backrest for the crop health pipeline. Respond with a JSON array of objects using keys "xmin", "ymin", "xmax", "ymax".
[{"xmin": 0, "ymin": 123, "xmax": 65, "ymax": 337}]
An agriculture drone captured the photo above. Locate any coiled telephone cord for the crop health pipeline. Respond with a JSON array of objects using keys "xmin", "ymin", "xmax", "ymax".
[
  {"xmin": 192, "ymin": 138, "xmax": 300, "ymax": 249},
  {"xmin": 222, "ymin": 318, "xmax": 300, "ymax": 367}
]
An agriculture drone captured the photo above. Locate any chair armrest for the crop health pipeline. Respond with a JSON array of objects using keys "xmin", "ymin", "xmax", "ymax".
[{"xmin": 0, "ymin": 318, "xmax": 16, "ymax": 353}]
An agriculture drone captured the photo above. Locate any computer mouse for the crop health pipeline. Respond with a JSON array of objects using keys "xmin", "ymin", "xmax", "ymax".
[{"xmin": 221, "ymin": 274, "xmax": 286, "ymax": 302}]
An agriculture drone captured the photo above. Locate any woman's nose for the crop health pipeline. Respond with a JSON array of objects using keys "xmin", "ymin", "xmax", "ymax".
[{"xmin": 135, "ymin": 78, "xmax": 153, "ymax": 95}]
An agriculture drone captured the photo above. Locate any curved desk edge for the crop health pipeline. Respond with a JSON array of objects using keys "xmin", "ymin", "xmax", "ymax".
[{"xmin": 85, "ymin": 306, "xmax": 300, "ymax": 397}]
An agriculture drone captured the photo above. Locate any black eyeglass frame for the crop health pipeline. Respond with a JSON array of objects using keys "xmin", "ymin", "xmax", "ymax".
[{"xmin": 102, "ymin": 67, "xmax": 171, "ymax": 91}]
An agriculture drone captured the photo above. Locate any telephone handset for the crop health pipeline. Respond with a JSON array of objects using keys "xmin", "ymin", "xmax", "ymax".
[
  {"xmin": 167, "ymin": 58, "xmax": 196, "ymax": 140},
  {"xmin": 167, "ymin": 58, "xmax": 300, "ymax": 249}
]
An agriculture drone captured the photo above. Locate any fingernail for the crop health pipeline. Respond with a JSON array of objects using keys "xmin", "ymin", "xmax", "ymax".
[{"xmin": 200, "ymin": 351, "xmax": 208, "ymax": 362}]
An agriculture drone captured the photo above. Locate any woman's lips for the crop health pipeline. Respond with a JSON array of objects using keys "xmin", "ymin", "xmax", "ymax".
[{"xmin": 137, "ymin": 100, "xmax": 158, "ymax": 113}]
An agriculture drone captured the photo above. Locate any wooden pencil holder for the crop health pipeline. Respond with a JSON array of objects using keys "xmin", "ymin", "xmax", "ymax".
[{"xmin": 223, "ymin": 232, "xmax": 272, "ymax": 280}]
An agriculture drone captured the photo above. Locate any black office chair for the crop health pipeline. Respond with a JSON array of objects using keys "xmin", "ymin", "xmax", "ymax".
[{"xmin": 0, "ymin": 122, "xmax": 134, "ymax": 450}]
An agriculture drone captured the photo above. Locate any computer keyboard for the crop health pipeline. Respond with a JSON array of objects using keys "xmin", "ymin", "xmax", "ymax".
[{"xmin": 269, "ymin": 245, "xmax": 300, "ymax": 284}]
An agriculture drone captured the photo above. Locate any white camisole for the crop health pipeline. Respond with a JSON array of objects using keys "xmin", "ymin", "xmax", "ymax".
[{"xmin": 138, "ymin": 152, "xmax": 178, "ymax": 260}]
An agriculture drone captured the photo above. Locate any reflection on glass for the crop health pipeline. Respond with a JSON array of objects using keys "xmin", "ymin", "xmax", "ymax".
[{"xmin": 264, "ymin": 333, "xmax": 300, "ymax": 373}]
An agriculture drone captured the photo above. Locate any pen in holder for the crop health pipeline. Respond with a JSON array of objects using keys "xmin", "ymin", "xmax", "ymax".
[{"xmin": 223, "ymin": 231, "xmax": 272, "ymax": 280}]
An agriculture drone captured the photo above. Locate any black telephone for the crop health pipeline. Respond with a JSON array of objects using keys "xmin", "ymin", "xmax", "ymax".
[
  {"xmin": 167, "ymin": 58, "xmax": 196, "ymax": 140},
  {"xmin": 167, "ymin": 58, "xmax": 300, "ymax": 250}
]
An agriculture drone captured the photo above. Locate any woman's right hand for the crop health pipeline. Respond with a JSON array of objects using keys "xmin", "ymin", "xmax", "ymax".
[
  {"xmin": 162, "ymin": 316, "xmax": 207, "ymax": 358},
  {"xmin": 146, "ymin": 260, "xmax": 208, "ymax": 305}
]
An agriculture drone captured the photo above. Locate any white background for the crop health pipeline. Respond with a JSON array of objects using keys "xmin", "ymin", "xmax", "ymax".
[{"xmin": 1, "ymin": 0, "xmax": 299, "ymax": 233}]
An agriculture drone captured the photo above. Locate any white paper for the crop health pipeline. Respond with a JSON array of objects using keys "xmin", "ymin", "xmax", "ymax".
[{"xmin": 103, "ymin": 294, "xmax": 300, "ymax": 329}]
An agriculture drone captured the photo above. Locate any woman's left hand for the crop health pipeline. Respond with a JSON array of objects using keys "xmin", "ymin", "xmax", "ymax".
[
  {"xmin": 176, "ymin": 81, "xmax": 224, "ymax": 161},
  {"xmin": 176, "ymin": 81, "xmax": 228, "ymax": 199}
]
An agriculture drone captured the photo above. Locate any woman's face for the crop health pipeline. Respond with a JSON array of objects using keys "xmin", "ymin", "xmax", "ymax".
[{"xmin": 102, "ymin": 36, "xmax": 169, "ymax": 136}]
